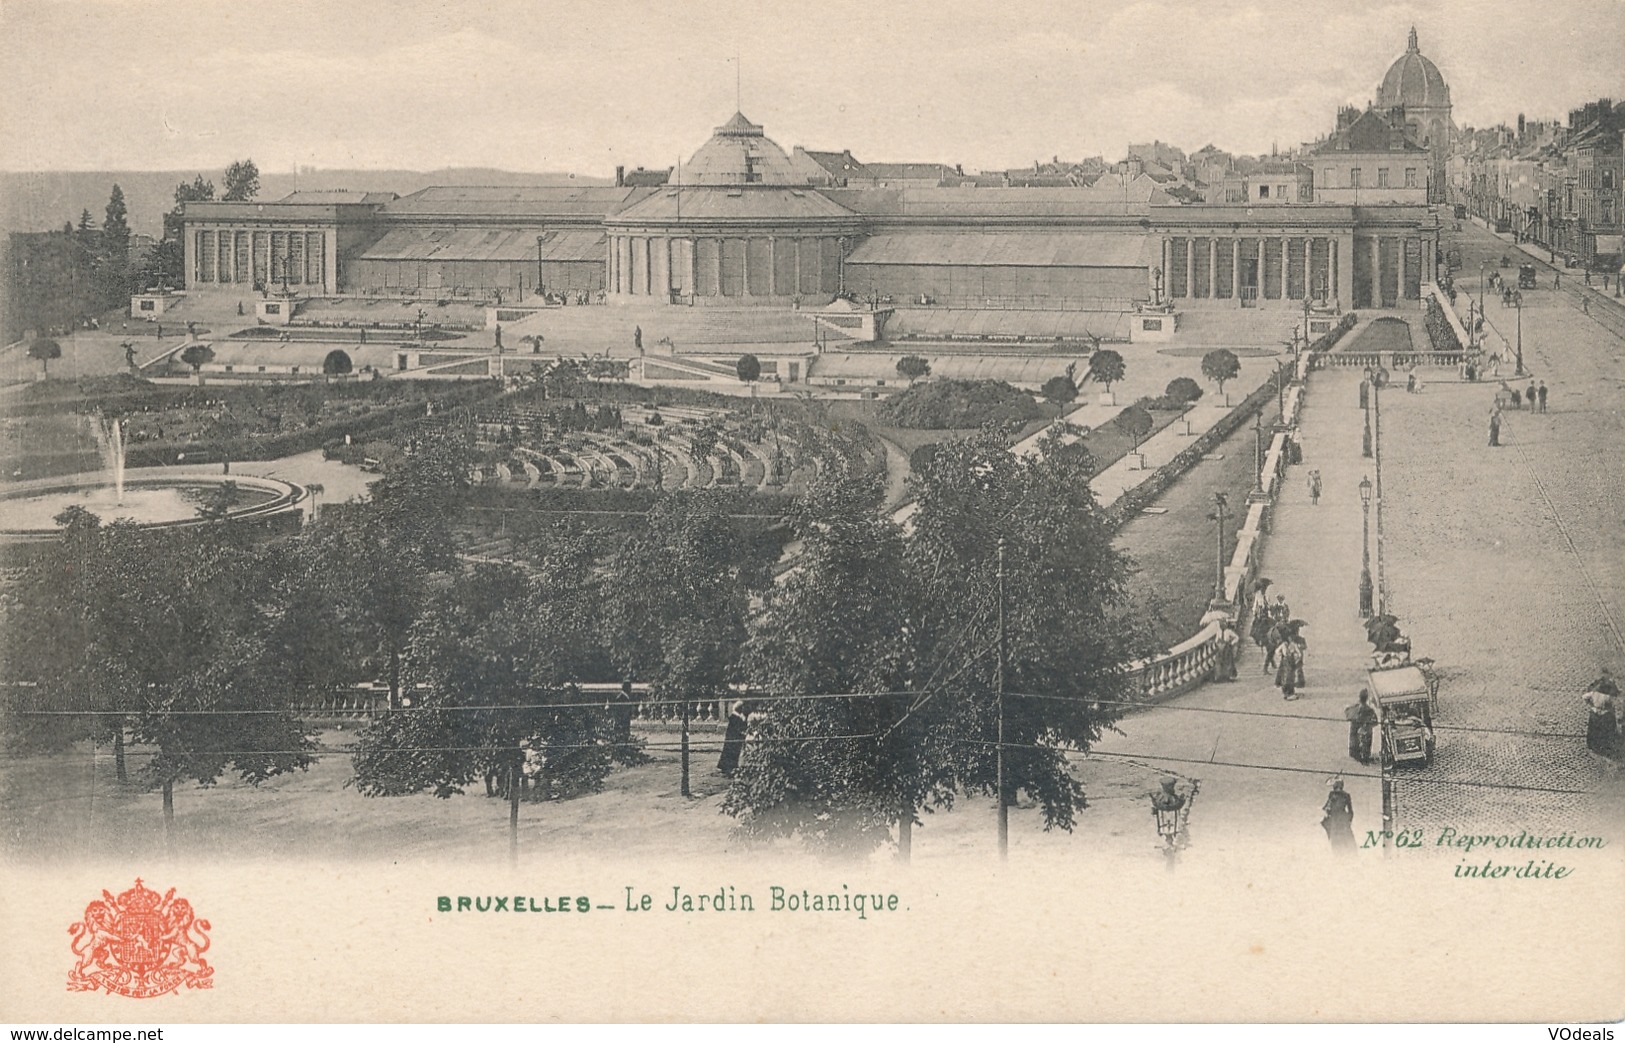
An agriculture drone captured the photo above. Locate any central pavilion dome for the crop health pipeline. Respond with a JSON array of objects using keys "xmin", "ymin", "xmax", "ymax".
[{"xmin": 682, "ymin": 112, "xmax": 806, "ymax": 187}]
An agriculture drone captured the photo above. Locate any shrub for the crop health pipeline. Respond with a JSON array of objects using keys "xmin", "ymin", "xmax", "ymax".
[
  {"xmin": 878, "ymin": 379, "xmax": 1043, "ymax": 430},
  {"xmin": 1164, "ymin": 376, "xmax": 1204, "ymax": 405}
]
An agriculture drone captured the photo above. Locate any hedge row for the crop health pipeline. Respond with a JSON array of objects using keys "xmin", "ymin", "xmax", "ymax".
[
  {"xmin": 120, "ymin": 381, "xmax": 497, "ymax": 468},
  {"xmin": 1100, "ymin": 312, "xmax": 1353, "ymax": 530}
]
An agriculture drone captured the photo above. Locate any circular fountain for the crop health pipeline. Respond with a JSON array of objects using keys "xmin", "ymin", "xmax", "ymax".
[{"xmin": 0, "ymin": 417, "xmax": 307, "ymax": 541}]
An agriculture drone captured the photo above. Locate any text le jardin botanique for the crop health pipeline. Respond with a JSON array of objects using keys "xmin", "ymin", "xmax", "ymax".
[{"xmin": 435, "ymin": 827, "xmax": 1610, "ymax": 918}]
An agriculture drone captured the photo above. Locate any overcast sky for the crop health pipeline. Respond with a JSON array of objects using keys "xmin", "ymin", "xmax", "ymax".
[{"xmin": 2, "ymin": 0, "xmax": 1622, "ymax": 176}]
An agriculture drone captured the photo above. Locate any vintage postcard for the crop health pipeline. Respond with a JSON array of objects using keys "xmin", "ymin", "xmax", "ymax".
[{"xmin": 1, "ymin": 0, "xmax": 1622, "ymax": 1026}]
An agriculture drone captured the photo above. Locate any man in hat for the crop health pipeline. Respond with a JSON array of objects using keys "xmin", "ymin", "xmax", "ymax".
[
  {"xmin": 1345, "ymin": 689, "xmax": 1378, "ymax": 764},
  {"xmin": 1322, "ymin": 779, "xmax": 1356, "ymax": 852}
]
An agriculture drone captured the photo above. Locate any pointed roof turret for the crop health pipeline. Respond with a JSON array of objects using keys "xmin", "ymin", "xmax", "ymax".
[{"xmin": 715, "ymin": 112, "xmax": 765, "ymax": 137}]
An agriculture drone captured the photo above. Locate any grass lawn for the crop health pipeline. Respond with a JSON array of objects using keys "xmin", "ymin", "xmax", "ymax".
[
  {"xmin": 829, "ymin": 396, "xmax": 1181, "ymax": 487},
  {"xmin": 1071, "ymin": 403, "xmax": 1184, "ymax": 475},
  {"xmin": 1114, "ymin": 394, "xmax": 1284, "ymax": 651},
  {"xmin": 1339, "ymin": 317, "xmax": 1416, "ymax": 353}
]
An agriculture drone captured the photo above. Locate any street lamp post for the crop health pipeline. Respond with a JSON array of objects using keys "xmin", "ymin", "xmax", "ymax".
[
  {"xmin": 1150, "ymin": 778, "xmax": 1197, "ymax": 873},
  {"xmin": 1514, "ymin": 290, "xmax": 1525, "ymax": 376},
  {"xmin": 1208, "ymin": 492, "xmax": 1229, "ymax": 602},
  {"xmin": 1253, "ymin": 412, "xmax": 1265, "ymax": 493},
  {"xmin": 1359, "ymin": 475, "xmax": 1374, "ymax": 618}
]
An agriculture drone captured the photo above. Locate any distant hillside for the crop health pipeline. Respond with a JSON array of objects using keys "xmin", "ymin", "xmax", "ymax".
[{"xmin": 1, "ymin": 168, "xmax": 614, "ymax": 237}]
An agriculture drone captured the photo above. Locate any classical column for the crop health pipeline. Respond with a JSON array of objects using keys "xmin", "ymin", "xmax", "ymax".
[
  {"xmin": 1397, "ymin": 237, "xmax": 1408, "ymax": 300},
  {"xmin": 1371, "ymin": 236, "xmax": 1382, "ymax": 307},
  {"xmin": 1208, "ymin": 237, "xmax": 1218, "ymax": 299},
  {"xmin": 741, "ymin": 237, "xmax": 752, "ymax": 297},
  {"xmin": 1231, "ymin": 237, "xmax": 1241, "ymax": 300},
  {"xmin": 1280, "ymin": 237, "xmax": 1290, "ymax": 300},
  {"xmin": 767, "ymin": 237, "xmax": 778, "ymax": 296},
  {"xmin": 793, "ymin": 238, "xmax": 803, "ymax": 295},
  {"xmin": 1337, "ymin": 234, "xmax": 1356, "ymax": 308},
  {"xmin": 714, "ymin": 239, "xmax": 724, "ymax": 297},
  {"xmin": 1304, "ymin": 238, "xmax": 1314, "ymax": 300},
  {"xmin": 1185, "ymin": 237, "xmax": 1195, "ymax": 299},
  {"xmin": 1162, "ymin": 237, "xmax": 1171, "ymax": 301}
]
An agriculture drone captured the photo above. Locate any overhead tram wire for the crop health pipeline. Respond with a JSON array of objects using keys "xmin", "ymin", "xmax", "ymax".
[
  {"xmin": 54, "ymin": 734, "xmax": 1608, "ymax": 800},
  {"xmin": 5, "ymin": 686, "xmax": 1595, "ymax": 741}
]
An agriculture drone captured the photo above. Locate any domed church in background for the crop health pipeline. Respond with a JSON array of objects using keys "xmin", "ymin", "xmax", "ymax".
[{"xmin": 1375, "ymin": 27, "xmax": 1453, "ymax": 202}]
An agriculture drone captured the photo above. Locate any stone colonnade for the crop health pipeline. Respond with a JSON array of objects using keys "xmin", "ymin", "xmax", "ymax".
[
  {"xmin": 189, "ymin": 226, "xmax": 335, "ymax": 293},
  {"xmin": 605, "ymin": 232, "xmax": 842, "ymax": 300},
  {"xmin": 1160, "ymin": 233, "xmax": 1439, "ymax": 308}
]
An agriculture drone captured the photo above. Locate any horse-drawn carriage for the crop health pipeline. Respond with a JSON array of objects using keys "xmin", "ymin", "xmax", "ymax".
[{"xmin": 1368, "ymin": 663, "xmax": 1439, "ymax": 768}]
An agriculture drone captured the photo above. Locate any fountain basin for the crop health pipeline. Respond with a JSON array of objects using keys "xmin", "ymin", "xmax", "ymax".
[{"xmin": 0, "ymin": 470, "xmax": 305, "ymax": 539}]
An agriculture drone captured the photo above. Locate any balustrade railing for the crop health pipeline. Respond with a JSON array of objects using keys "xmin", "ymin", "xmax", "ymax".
[
  {"xmin": 1312, "ymin": 351, "xmax": 1465, "ymax": 370},
  {"xmin": 1117, "ymin": 356, "xmax": 1308, "ymax": 702}
]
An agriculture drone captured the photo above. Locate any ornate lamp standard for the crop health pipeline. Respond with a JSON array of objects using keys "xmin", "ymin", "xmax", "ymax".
[
  {"xmin": 1513, "ymin": 289, "xmax": 1525, "ymax": 376},
  {"xmin": 1150, "ymin": 778, "xmax": 1197, "ymax": 873},
  {"xmin": 1359, "ymin": 475, "xmax": 1374, "ymax": 618},
  {"xmin": 1207, "ymin": 492, "xmax": 1229, "ymax": 603}
]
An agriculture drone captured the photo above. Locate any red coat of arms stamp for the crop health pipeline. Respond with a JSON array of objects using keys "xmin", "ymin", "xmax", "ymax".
[{"xmin": 67, "ymin": 879, "xmax": 213, "ymax": 998}]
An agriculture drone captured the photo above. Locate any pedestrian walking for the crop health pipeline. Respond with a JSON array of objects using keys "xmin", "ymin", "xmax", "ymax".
[
  {"xmin": 717, "ymin": 699, "xmax": 750, "ymax": 775},
  {"xmin": 1275, "ymin": 637, "xmax": 1302, "ymax": 699},
  {"xmin": 1554, "ymin": 272, "xmax": 1561, "ymax": 290},
  {"xmin": 1538, "ymin": 382, "xmax": 1548, "ymax": 413},
  {"xmin": 1212, "ymin": 619, "xmax": 1240, "ymax": 682},
  {"xmin": 1308, "ymin": 469, "xmax": 1322, "ymax": 506},
  {"xmin": 610, "ymin": 680, "xmax": 637, "ymax": 752},
  {"xmin": 1582, "ymin": 296, "xmax": 1590, "ymax": 315},
  {"xmin": 1526, "ymin": 382, "xmax": 1537, "ymax": 410},
  {"xmin": 1406, "ymin": 370, "xmax": 1416, "ymax": 393},
  {"xmin": 1321, "ymin": 779, "xmax": 1356, "ymax": 853},
  {"xmin": 1345, "ymin": 689, "xmax": 1378, "ymax": 764},
  {"xmin": 1583, "ymin": 671, "xmax": 1621, "ymax": 760},
  {"xmin": 1489, "ymin": 407, "xmax": 1501, "ymax": 447}
]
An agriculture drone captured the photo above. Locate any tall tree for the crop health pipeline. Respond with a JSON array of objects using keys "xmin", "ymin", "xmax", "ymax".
[
  {"xmin": 604, "ymin": 494, "xmax": 765, "ymax": 793},
  {"xmin": 27, "ymin": 338, "xmax": 61, "ymax": 377},
  {"xmin": 1086, "ymin": 349, "xmax": 1127, "ymax": 397},
  {"xmin": 223, "ymin": 159, "xmax": 261, "ymax": 202},
  {"xmin": 349, "ymin": 547, "xmax": 622, "ymax": 859},
  {"xmin": 145, "ymin": 175, "xmax": 216, "ymax": 289},
  {"xmin": 725, "ymin": 429, "xmax": 1153, "ymax": 853},
  {"xmin": 903, "ymin": 429, "xmax": 1151, "ymax": 835},
  {"xmin": 1201, "ymin": 349, "xmax": 1242, "ymax": 401},
  {"xmin": 103, "ymin": 183, "xmax": 131, "ymax": 265},
  {"xmin": 722, "ymin": 467, "xmax": 934, "ymax": 852},
  {"xmin": 2, "ymin": 518, "xmax": 312, "ymax": 847}
]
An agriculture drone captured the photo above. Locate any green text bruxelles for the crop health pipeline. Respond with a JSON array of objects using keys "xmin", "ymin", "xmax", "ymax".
[{"xmin": 437, "ymin": 884, "xmax": 903, "ymax": 920}]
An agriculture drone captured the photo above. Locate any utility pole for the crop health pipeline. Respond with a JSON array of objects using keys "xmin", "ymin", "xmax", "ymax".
[
  {"xmin": 996, "ymin": 537, "xmax": 1008, "ymax": 861},
  {"xmin": 680, "ymin": 695, "xmax": 691, "ymax": 798},
  {"xmin": 509, "ymin": 756, "xmax": 521, "ymax": 867}
]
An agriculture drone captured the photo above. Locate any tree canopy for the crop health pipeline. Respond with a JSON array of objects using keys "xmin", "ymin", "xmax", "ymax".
[
  {"xmin": 323, "ymin": 349, "xmax": 354, "ymax": 376},
  {"xmin": 1041, "ymin": 368, "xmax": 1079, "ymax": 408},
  {"xmin": 1086, "ymin": 349, "xmax": 1126, "ymax": 393},
  {"xmin": 735, "ymin": 353, "xmax": 761, "ymax": 383},
  {"xmin": 725, "ymin": 430, "xmax": 1151, "ymax": 852},
  {"xmin": 223, "ymin": 159, "xmax": 261, "ymax": 202},
  {"xmin": 895, "ymin": 355, "xmax": 932, "ymax": 384},
  {"xmin": 1201, "ymin": 349, "xmax": 1242, "ymax": 396}
]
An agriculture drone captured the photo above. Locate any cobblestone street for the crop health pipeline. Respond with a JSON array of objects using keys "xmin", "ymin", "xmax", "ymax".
[{"xmin": 1381, "ymin": 222, "xmax": 1625, "ymax": 834}]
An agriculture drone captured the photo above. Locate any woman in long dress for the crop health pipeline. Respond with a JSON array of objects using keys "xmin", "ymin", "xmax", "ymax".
[
  {"xmin": 1275, "ymin": 638, "xmax": 1302, "ymax": 699},
  {"xmin": 1322, "ymin": 780, "xmax": 1356, "ymax": 852}
]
